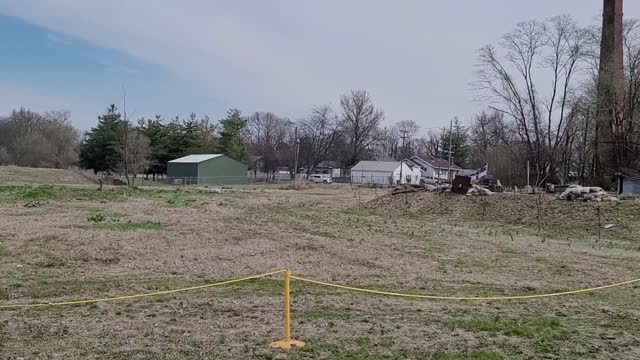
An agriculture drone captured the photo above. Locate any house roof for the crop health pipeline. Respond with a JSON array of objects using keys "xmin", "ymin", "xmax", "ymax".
[
  {"xmin": 457, "ymin": 168, "xmax": 477, "ymax": 176},
  {"xmin": 317, "ymin": 160, "xmax": 339, "ymax": 168},
  {"xmin": 351, "ymin": 161, "xmax": 401, "ymax": 172},
  {"xmin": 410, "ymin": 156, "xmax": 462, "ymax": 170},
  {"xmin": 168, "ymin": 154, "xmax": 223, "ymax": 163}
]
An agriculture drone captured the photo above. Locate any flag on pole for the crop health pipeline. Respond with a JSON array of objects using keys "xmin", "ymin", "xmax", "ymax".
[{"xmin": 470, "ymin": 164, "xmax": 488, "ymax": 180}]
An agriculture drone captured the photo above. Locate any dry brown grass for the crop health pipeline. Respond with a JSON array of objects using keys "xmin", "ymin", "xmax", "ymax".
[
  {"xmin": 1, "ymin": 184, "xmax": 640, "ymax": 359},
  {"xmin": 0, "ymin": 165, "xmax": 94, "ymax": 185}
]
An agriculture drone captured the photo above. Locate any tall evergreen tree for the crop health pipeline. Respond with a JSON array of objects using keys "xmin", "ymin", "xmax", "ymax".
[
  {"xmin": 451, "ymin": 117, "xmax": 470, "ymax": 168},
  {"xmin": 218, "ymin": 109, "xmax": 248, "ymax": 162},
  {"xmin": 79, "ymin": 105, "xmax": 123, "ymax": 173}
]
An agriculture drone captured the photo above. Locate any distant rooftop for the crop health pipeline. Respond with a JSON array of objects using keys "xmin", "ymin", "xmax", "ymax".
[
  {"xmin": 351, "ymin": 161, "xmax": 401, "ymax": 172},
  {"xmin": 409, "ymin": 156, "xmax": 462, "ymax": 170},
  {"xmin": 168, "ymin": 154, "xmax": 223, "ymax": 163}
]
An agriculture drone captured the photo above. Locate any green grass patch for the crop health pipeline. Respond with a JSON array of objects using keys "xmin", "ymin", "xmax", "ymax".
[
  {"xmin": 287, "ymin": 340, "xmax": 505, "ymax": 360},
  {"xmin": 0, "ymin": 244, "xmax": 11, "ymax": 258},
  {"xmin": 36, "ymin": 256, "xmax": 67, "ymax": 268},
  {"xmin": 0, "ymin": 185, "xmax": 223, "ymax": 207},
  {"xmin": 431, "ymin": 350, "xmax": 506, "ymax": 360},
  {"xmin": 458, "ymin": 316, "xmax": 568, "ymax": 342},
  {"xmin": 92, "ymin": 221, "xmax": 165, "ymax": 231}
]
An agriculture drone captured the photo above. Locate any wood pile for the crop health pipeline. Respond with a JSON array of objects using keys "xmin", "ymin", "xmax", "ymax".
[
  {"xmin": 391, "ymin": 184, "xmax": 436, "ymax": 195},
  {"xmin": 558, "ymin": 185, "xmax": 618, "ymax": 202},
  {"xmin": 391, "ymin": 183, "xmax": 493, "ymax": 196}
]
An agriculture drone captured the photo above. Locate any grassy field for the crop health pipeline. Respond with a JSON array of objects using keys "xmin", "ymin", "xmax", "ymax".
[
  {"xmin": 1, "ymin": 179, "xmax": 640, "ymax": 359},
  {"xmin": 0, "ymin": 166, "xmax": 95, "ymax": 185}
]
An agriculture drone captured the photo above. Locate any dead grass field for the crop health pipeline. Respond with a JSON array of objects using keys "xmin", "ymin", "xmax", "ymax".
[
  {"xmin": 0, "ymin": 166, "xmax": 94, "ymax": 185},
  {"xmin": 1, "ymin": 182, "xmax": 640, "ymax": 359}
]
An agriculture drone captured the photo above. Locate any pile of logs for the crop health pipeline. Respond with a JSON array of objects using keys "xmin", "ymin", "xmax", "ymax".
[
  {"xmin": 391, "ymin": 183, "xmax": 493, "ymax": 196},
  {"xmin": 391, "ymin": 184, "xmax": 436, "ymax": 195},
  {"xmin": 558, "ymin": 185, "xmax": 618, "ymax": 202}
]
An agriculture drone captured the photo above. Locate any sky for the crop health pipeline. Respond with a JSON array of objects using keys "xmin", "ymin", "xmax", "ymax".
[{"xmin": 1, "ymin": 0, "xmax": 638, "ymax": 131}]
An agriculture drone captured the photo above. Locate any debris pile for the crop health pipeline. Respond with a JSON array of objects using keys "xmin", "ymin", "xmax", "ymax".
[
  {"xmin": 558, "ymin": 185, "xmax": 618, "ymax": 202},
  {"xmin": 391, "ymin": 183, "xmax": 493, "ymax": 196},
  {"xmin": 24, "ymin": 201, "xmax": 41, "ymax": 208},
  {"xmin": 466, "ymin": 185, "xmax": 493, "ymax": 196},
  {"xmin": 391, "ymin": 184, "xmax": 436, "ymax": 195}
]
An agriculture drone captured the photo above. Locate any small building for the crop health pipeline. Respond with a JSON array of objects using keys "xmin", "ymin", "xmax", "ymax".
[
  {"xmin": 167, "ymin": 154, "xmax": 248, "ymax": 185},
  {"xmin": 314, "ymin": 160, "xmax": 343, "ymax": 177},
  {"xmin": 407, "ymin": 156, "xmax": 462, "ymax": 184},
  {"xmin": 350, "ymin": 161, "xmax": 415, "ymax": 185},
  {"xmin": 615, "ymin": 175, "xmax": 640, "ymax": 196}
]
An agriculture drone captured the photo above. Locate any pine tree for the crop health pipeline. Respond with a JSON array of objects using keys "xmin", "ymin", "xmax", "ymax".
[
  {"xmin": 451, "ymin": 117, "xmax": 470, "ymax": 168},
  {"xmin": 218, "ymin": 109, "xmax": 248, "ymax": 162},
  {"xmin": 79, "ymin": 105, "xmax": 123, "ymax": 173}
]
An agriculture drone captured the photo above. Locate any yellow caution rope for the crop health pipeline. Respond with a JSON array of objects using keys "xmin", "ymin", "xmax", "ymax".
[
  {"xmin": 0, "ymin": 270, "xmax": 285, "ymax": 309},
  {"xmin": 290, "ymin": 275, "xmax": 640, "ymax": 301}
]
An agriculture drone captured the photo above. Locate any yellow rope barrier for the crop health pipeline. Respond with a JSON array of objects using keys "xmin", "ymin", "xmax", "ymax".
[
  {"xmin": 290, "ymin": 275, "xmax": 640, "ymax": 301},
  {"xmin": 0, "ymin": 270, "xmax": 286, "ymax": 309},
  {"xmin": 3, "ymin": 269, "xmax": 640, "ymax": 352}
]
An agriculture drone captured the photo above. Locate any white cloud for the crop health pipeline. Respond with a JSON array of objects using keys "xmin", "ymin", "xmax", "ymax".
[{"xmin": 1, "ymin": 0, "xmax": 636, "ymax": 129}]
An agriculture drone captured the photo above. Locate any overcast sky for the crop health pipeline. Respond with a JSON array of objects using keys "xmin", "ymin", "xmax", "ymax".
[{"xmin": 1, "ymin": 1, "xmax": 638, "ymax": 130}]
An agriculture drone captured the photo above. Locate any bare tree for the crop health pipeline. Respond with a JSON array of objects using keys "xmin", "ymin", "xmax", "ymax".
[
  {"xmin": 298, "ymin": 105, "xmax": 339, "ymax": 175},
  {"xmin": 119, "ymin": 128, "xmax": 151, "ymax": 179},
  {"xmin": 377, "ymin": 126, "xmax": 400, "ymax": 159},
  {"xmin": 339, "ymin": 90, "xmax": 384, "ymax": 167},
  {"xmin": 395, "ymin": 120, "xmax": 420, "ymax": 159},
  {"xmin": 245, "ymin": 112, "xmax": 292, "ymax": 176},
  {"xmin": 623, "ymin": 18, "xmax": 640, "ymax": 168},
  {"xmin": 473, "ymin": 15, "xmax": 589, "ymax": 183},
  {"xmin": 0, "ymin": 108, "xmax": 79, "ymax": 168},
  {"xmin": 415, "ymin": 129, "xmax": 443, "ymax": 159},
  {"xmin": 43, "ymin": 110, "xmax": 80, "ymax": 168}
]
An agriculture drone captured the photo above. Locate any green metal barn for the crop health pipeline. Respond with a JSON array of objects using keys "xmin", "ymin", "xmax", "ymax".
[{"xmin": 167, "ymin": 154, "xmax": 248, "ymax": 185}]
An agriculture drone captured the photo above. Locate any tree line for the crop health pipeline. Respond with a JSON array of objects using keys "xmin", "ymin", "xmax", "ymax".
[
  {"xmin": 4, "ymin": 13, "xmax": 639, "ymax": 187},
  {"xmin": 471, "ymin": 15, "xmax": 640, "ymax": 186},
  {"xmin": 0, "ymin": 109, "xmax": 79, "ymax": 168},
  {"xmin": 1, "ymin": 89, "xmax": 473, "ymax": 182}
]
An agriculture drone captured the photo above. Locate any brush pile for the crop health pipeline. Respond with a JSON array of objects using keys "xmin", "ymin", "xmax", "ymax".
[
  {"xmin": 391, "ymin": 184, "xmax": 436, "ymax": 195},
  {"xmin": 558, "ymin": 185, "xmax": 618, "ymax": 202},
  {"xmin": 391, "ymin": 183, "xmax": 493, "ymax": 196}
]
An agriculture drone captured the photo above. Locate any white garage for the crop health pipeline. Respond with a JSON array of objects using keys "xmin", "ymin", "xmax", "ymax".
[{"xmin": 350, "ymin": 161, "xmax": 415, "ymax": 185}]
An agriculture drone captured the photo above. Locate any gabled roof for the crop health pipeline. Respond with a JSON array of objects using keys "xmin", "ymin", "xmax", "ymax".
[
  {"xmin": 351, "ymin": 161, "xmax": 401, "ymax": 172},
  {"xmin": 404, "ymin": 158, "xmax": 422, "ymax": 168},
  {"xmin": 410, "ymin": 156, "xmax": 462, "ymax": 170},
  {"xmin": 169, "ymin": 154, "xmax": 223, "ymax": 163},
  {"xmin": 317, "ymin": 160, "xmax": 339, "ymax": 168}
]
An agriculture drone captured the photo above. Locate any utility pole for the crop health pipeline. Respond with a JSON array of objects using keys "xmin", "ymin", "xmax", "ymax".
[
  {"xmin": 122, "ymin": 82, "xmax": 130, "ymax": 186},
  {"xmin": 399, "ymin": 129, "xmax": 409, "ymax": 185},
  {"xmin": 293, "ymin": 127, "xmax": 300, "ymax": 183},
  {"xmin": 447, "ymin": 119, "xmax": 453, "ymax": 184}
]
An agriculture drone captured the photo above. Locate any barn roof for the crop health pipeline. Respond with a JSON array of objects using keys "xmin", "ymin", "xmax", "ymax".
[{"xmin": 168, "ymin": 154, "xmax": 223, "ymax": 163}]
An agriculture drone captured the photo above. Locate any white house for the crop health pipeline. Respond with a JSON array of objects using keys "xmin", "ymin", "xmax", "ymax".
[
  {"xmin": 406, "ymin": 161, "xmax": 422, "ymax": 184},
  {"xmin": 407, "ymin": 156, "xmax": 462, "ymax": 183},
  {"xmin": 350, "ymin": 161, "xmax": 415, "ymax": 185}
]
